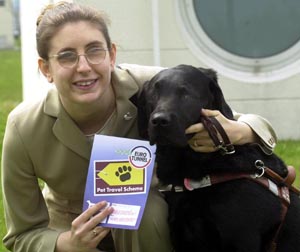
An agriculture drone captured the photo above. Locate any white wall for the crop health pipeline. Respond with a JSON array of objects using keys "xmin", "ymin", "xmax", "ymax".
[
  {"xmin": 0, "ymin": 1, "xmax": 14, "ymax": 49},
  {"xmin": 20, "ymin": 0, "xmax": 53, "ymax": 101}
]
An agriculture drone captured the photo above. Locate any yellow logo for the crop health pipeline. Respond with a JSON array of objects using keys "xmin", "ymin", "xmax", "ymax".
[{"xmin": 97, "ymin": 161, "xmax": 144, "ymax": 186}]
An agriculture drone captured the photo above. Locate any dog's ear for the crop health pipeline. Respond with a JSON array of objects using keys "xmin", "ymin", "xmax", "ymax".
[
  {"xmin": 198, "ymin": 68, "xmax": 234, "ymax": 119},
  {"xmin": 198, "ymin": 67, "xmax": 218, "ymax": 83},
  {"xmin": 137, "ymin": 81, "xmax": 150, "ymax": 139},
  {"xmin": 210, "ymin": 80, "xmax": 234, "ymax": 119}
]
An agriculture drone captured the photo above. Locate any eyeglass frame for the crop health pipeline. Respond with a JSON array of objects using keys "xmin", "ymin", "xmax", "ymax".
[{"xmin": 48, "ymin": 47, "xmax": 108, "ymax": 68}]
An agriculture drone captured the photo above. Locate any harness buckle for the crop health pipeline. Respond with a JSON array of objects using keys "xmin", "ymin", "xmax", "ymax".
[
  {"xmin": 218, "ymin": 144, "xmax": 236, "ymax": 155},
  {"xmin": 254, "ymin": 160, "xmax": 265, "ymax": 178}
]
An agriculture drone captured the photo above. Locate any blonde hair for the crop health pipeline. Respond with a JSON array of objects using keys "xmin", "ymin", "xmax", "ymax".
[{"xmin": 36, "ymin": 1, "xmax": 112, "ymax": 60}]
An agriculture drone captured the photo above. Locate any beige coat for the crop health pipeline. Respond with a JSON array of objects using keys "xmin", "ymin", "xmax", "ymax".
[{"xmin": 1, "ymin": 64, "xmax": 276, "ymax": 251}]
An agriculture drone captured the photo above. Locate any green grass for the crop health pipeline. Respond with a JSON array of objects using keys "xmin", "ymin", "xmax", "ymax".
[
  {"xmin": 274, "ymin": 141, "xmax": 300, "ymax": 187},
  {"xmin": 0, "ymin": 48, "xmax": 299, "ymax": 251},
  {"xmin": 0, "ymin": 48, "xmax": 22, "ymax": 252}
]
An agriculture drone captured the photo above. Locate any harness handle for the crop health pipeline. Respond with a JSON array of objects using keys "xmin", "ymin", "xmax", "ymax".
[{"xmin": 201, "ymin": 114, "xmax": 235, "ymax": 155}]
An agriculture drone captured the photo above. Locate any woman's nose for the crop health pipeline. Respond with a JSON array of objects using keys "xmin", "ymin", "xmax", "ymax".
[{"xmin": 76, "ymin": 55, "xmax": 92, "ymax": 72}]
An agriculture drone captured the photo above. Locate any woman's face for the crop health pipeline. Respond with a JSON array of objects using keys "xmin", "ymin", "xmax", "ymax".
[{"xmin": 40, "ymin": 21, "xmax": 116, "ymax": 107}]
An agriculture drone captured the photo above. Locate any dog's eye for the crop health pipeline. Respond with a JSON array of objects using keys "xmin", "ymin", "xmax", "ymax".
[
  {"xmin": 154, "ymin": 82, "xmax": 161, "ymax": 90},
  {"xmin": 177, "ymin": 86, "xmax": 189, "ymax": 100}
]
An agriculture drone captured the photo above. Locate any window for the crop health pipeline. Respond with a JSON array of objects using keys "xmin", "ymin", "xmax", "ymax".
[{"xmin": 175, "ymin": 0, "xmax": 300, "ymax": 82}]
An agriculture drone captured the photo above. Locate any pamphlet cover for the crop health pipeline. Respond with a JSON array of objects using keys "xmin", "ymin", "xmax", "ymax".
[{"xmin": 83, "ymin": 135, "xmax": 156, "ymax": 230}]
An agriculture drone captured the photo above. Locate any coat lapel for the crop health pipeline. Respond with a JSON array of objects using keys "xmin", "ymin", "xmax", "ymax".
[
  {"xmin": 44, "ymin": 89, "xmax": 92, "ymax": 160},
  {"xmin": 108, "ymin": 67, "xmax": 140, "ymax": 137}
]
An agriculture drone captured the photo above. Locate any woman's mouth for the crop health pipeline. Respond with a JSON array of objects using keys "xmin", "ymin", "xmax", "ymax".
[{"xmin": 74, "ymin": 79, "xmax": 97, "ymax": 89}]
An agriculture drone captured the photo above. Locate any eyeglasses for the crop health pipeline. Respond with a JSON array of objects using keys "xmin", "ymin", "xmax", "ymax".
[{"xmin": 49, "ymin": 48, "xmax": 107, "ymax": 68}]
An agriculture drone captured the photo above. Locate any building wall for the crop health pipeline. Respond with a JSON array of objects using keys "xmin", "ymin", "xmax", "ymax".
[{"xmin": 0, "ymin": 0, "xmax": 14, "ymax": 49}]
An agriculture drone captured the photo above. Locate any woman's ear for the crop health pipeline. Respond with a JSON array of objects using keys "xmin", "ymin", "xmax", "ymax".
[
  {"xmin": 109, "ymin": 43, "xmax": 117, "ymax": 69},
  {"xmin": 38, "ymin": 58, "xmax": 53, "ymax": 83}
]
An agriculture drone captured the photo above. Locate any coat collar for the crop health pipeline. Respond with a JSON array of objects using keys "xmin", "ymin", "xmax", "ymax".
[
  {"xmin": 109, "ymin": 66, "xmax": 139, "ymax": 136},
  {"xmin": 43, "ymin": 66, "xmax": 140, "ymax": 160}
]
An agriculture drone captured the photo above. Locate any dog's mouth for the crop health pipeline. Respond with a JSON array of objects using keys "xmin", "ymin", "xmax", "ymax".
[
  {"xmin": 149, "ymin": 127, "xmax": 189, "ymax": 147},
  {"xmin": 151, "ymin": 137, "xmax": 188, "ymax": 147},
  {"xmin": 150, "ymin": 137, "xmax": 173, "ymax": 146}
]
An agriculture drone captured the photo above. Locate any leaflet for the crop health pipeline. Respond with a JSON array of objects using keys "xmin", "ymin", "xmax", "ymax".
[{"xmin": 83, "ymin": 135, "xmax": 156, "ymax": 230}]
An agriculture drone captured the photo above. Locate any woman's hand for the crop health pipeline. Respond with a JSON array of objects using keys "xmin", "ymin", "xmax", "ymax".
[
  {"xmin": 186, "ymin": 109, "xmax": 258, "ymax": 153},
  {"xmin": 55, "ymin": 201, "xmax": 114, "ymax": 252}
]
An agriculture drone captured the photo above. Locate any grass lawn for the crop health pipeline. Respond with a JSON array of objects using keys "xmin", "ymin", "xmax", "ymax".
[
  {"xmin": 0, "ymin": 48, "xmax": 22, "ymax": 251},
  {"xmin": 0, "ymin": 48, "xmax": 299, "ymax": 251},
  {"xmin": 274, "ymin": 141, "xmax": 300, "ymax": 186}
]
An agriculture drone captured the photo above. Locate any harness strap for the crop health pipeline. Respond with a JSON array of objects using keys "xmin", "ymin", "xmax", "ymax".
[
  {"xmin": 183, "ymin": 171, "xmax": 297, "ymax": 203},
  {"xmin": 201, "ymin": 115, "xmax": 235, "ymax": 155},
  {"xmin": 264, "ymin": 165, "xmax": 300, "ymax": 195}
]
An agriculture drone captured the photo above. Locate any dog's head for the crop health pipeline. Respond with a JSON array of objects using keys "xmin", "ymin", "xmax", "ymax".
[{"xmin": 138, "ymin": 65, "xmax": 233, "ymax": 147}]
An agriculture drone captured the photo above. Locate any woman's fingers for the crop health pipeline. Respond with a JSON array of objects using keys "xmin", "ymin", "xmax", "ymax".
[
  {"xmin": 185, "ymin": 123, "xmax": 204, "ymax": 134},
  {"xmin": 185, "ymin": 109, "xmax": 220, "ymax": 134},
  {"xmin": 86, "ymin": 203, "xmax": 114, "ymax": 230},
  {"xmin": 186, "ymin": 109, "xmax": 224, "ymax": 152},
  {"xmin": 201, "ymin": 108, "xmax": 220, "ymax": 117},
  {"xmin": 189, "ymin": 144, "xmax": 218, "ymax": 153},
  {"xmin": 70, "ymin": 201, "xmax": 114, "ymax": 246},
  {"xmin": 90, "ymin": 226, "xmax": 110, "ymax": 241},
  {"xmin": 73, "ymin": 201, "xmax": 112, "ymax": 225}
]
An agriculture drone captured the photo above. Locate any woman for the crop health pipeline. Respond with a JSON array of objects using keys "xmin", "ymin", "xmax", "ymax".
[{"xmin": 1, "ymin": 2, "xmax": 277, "ymax": 252}]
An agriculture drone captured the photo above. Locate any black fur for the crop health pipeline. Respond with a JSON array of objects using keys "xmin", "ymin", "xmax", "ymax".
[{"xmin": 138, "ymin": 64, "xmax": 300, "ymax": 252}]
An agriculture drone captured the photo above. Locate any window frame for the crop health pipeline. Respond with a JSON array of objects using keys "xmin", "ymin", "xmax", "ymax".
[{"xmin": 175, "ymin": 0, "xmax": 300, "ymax": 83}]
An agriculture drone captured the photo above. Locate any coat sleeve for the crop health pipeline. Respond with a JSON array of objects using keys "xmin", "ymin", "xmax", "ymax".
[
  {"xmin": 233, "ymin": 111, "xmax": 277, "ymax": 155},
  {"xmin": 1, "ymin": 116, "xmax": 60, "ymax": 252},
  {"xmin": 117, "ymin": 63, "xmax": 165, "ymax": 89}
]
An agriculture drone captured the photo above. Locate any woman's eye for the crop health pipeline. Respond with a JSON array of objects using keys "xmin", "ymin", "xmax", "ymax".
[
  {"xmin": 58, "ymin": 51, "xmax": 76, "ymax": 61},
  {"xmin": 87, "ymin": 47, "xmax": 104, "ymax": 54}
]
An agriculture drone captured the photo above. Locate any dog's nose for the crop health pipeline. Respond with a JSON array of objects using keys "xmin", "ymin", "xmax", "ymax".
[{"xmin": 151, "ymin": 112, "xmax": 171, "ymax": 127}]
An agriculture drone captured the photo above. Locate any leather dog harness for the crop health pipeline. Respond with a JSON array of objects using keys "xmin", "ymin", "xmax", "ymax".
[
  {"xmin": 171, "ymin": 115, "xmax": 300, "ymax": 252},
  {"xmin": 200, "ymin": 115, "xmax": 235, "ymax": 155}
]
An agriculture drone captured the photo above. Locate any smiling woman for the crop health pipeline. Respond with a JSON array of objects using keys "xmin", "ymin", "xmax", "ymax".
[{"xmin": 1, "ymin": 2, "xmax": 172, "ymax": 252}]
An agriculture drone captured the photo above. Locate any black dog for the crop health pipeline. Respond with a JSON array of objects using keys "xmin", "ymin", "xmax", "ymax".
[{"xmin": 137, "ymin": 65, "xmax": 300, "ymax": 252}]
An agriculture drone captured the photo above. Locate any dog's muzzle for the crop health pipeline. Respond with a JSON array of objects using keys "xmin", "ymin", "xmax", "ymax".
[{"xmin": 149, "ymin": 111, "xmax": 188, "ymax": 146}]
